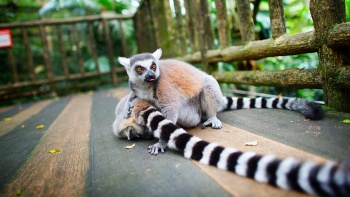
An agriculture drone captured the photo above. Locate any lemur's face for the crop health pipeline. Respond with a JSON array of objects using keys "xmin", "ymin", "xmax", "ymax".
[
  {"xmin": 118, "ymin": 49, "xmax": 162, "ymax": 84},
  {"xmin": 130, "ymin": 59, "xmax": 160, "ymax": 83}
]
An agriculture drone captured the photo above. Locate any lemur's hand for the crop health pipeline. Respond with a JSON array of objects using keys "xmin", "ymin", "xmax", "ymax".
[
  {"xmin": 123, "ymin": 93, "xmax": 137, "ymax": 119},
  {"xmin": 148, "ymin": 141, "xmax": 167, "ymax": 155}
]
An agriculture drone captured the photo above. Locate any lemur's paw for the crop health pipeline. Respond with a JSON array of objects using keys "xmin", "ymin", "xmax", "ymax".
[
  {"xmin": 202, "ymin": 117, "xmax": 223, "ymax": 129},
  {"xmin": 123, "ymin": 103, "xmax": 134, "ymax": 119},
  {"xmin": 148, "ymin": 142, "xmax": 167, "ymax": 155}
]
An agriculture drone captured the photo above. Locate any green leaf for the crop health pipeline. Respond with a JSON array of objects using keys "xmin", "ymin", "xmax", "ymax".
[
  {"xmin": 16, "ymin": 189, "xmax": 22, "ymax": 196},
  {"xmin": 49, "ymin": 149, "xmax": 60, "ymax": 154},
  {"xmin": 342, "ymin": 119, "xmax": 350, "ymax": 124}
]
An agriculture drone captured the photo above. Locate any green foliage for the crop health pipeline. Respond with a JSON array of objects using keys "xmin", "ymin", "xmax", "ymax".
[{"xmin": 39, "ymin": 0, "xmax": 101, "ymax": 17}]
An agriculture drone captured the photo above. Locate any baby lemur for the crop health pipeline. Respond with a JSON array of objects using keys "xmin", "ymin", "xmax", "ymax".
[{"xmin": 112, "ymin": 95, "xmax": 348, "ymax": 197}]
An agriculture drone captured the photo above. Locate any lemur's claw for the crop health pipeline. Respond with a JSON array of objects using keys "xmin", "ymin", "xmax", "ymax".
[
  {"xmin": 202, "ymin": 117, "xmax": 223, "ymax": 129},
  {"xmin": 148, "ymin": 142, "xmax": 167, "ymax": 155}
]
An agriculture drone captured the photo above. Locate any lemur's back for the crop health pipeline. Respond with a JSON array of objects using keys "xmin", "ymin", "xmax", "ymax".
[{"xmin": 157, "ymin": 59, "xmax": 207, "ymax": 99}]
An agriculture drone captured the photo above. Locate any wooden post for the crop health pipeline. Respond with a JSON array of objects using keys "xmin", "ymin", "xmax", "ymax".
[
  {"xmin": 7, "ymin": 48, "xmax": 18, "ymax": 83},
  {"xmin": 71, "ymin": 23, "xmax": 85, "ymax": 76},
  {"xmin": 21, "ymin": 27, "xmax": 35, "ymax": 81},
  {"xmin": 39, "ymin": 24, "xmax": 56, "ymax": 97},
  {"xmin": 268, "ymin": 0, "xmax": 286, "ymax": 38},
  {"xmin": 173, "ymin": 0, "xmax": 187, "ymax": 55},
  {"xmin": 235, "ymin": 0, "xmax": 255, "ymax": 43},
  {"xmin": 102, "ymin": 18, "xmax": 117, "ymax": 86},
  {"xmin": 56, "ymin": 25, "xmax": 69, "ymax": 78},
  {"xmin": 214, "ymin": 0, "xmax": 231, "ymax": 48},
  {"xmin": 118, "ymin": 20, "xmax": 128, "ymax": 57},
  {"xmin": 310, "ymin": 0, "xmax": 350, "ymax": 112},
  {"xmin": 183, "ymin": 0, "xmax": 198, "ymax": 53},
  {"xmin": 87, "ymin": 22, "xmax": 100, "ymax": 73},
  {"xmin": 193, "ymin": 0, "xmax": 216, "ymax": 73}
]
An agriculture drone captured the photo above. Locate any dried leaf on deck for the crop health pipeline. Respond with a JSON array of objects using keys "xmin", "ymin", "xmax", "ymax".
[
  {"xmin": 342, "ymin": 119, "xmax": 350, "ymax": 124},
  {"xmin": 124, "ymin": 144, "xmax": 135, "ymax": 149},
  {"xmin": 21, "ymin": 125, "xmax": 25, "ymax": 128},
  {"xmin": 36, "ymin": 125, "xmax": 45, "ymax": 129},
  {"xmin": 3, "ymin": 117, "xmax": 12, "ymax": 121},
  {"xmin": 244, "ymin": 141, "xmax": 258, "ymax": 146},
  {"xmin": 49, "ymin": 149, "xmax": 60, "ymax": 154}
]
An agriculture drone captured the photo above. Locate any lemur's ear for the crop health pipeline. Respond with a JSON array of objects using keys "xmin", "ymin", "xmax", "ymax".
[
  {"xmin": 152, "ymin": 48, "xmax": 162, "ymax": 61},
  {"xmin": 118, "ymin": 57, "xmax": 130, "ymax": 68}
]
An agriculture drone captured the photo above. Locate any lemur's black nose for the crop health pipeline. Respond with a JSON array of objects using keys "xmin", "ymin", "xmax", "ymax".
[{"xmin": 145, "ymin": 71, "xmax": 155, "ymax": 82}]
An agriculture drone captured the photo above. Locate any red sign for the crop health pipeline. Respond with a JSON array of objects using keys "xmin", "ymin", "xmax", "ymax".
[{"xmin": 0, "ymin": 29, "xmax": 13, "ymax": 48}]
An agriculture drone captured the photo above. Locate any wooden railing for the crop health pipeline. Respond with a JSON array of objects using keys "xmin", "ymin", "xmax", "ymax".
[
  {"xmin": 134, "ymin": 0, "xmax": 350, "ymax": 112},
  {"xmin": 0, "ymin": 14, "xmax": 132, "ymax": 101}
]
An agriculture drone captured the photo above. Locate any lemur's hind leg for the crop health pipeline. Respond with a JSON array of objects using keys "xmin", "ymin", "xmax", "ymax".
[{"xmin": 201, "ymin": 76, "xmax": 226, "ymax": 129}]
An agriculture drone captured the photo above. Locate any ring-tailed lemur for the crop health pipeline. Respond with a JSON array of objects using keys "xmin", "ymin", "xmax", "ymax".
[
  {"xmin": 117, "ymin": 49, "xmax": 323, "ymax": 150},
  {"xmin": 112, "ymin": 95, "xmax": 349, "ymax": 197}
]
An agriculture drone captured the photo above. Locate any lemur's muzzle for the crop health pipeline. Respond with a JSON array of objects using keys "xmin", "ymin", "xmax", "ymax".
[{"xmin": 144, "ymin": 71, "xmax": 155, "ymax": 83}]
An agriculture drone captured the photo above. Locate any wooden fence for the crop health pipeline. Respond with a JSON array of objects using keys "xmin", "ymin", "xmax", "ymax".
[
  {"xmin": 0, "ymin": 14, "xmax": 132, "ymax": 102},
  {"xmin": 134, "ymin": 0, "xmax": 350, "ymax": 112}
]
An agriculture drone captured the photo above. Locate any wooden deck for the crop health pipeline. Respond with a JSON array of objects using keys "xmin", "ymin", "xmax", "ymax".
[{"xmin": 0, "ymin": 87, "xmax": 349, "ymax": 197}]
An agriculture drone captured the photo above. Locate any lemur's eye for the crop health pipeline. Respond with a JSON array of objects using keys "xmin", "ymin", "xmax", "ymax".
[
  {"xmin": 135, "ymin": 66, "xmax": 143, "ymax": 73},
  {"xmin": 151, "ymin": 64, "xmax": 157, "ymax": 70}
]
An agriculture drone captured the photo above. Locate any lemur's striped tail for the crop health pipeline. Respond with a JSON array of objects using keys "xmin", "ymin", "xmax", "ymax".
[
  {"xmin": 224, "ymin": 97, "xmax": 324, "ymax": 120},
  {"xmin": 140, "ymin": 106, "xmax": 348, "ymax": 197}
]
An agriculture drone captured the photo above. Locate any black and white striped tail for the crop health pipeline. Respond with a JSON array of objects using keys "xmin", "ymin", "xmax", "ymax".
[
  {"xmin": 140, "ymin": 106, "xmax": 349, "ymax": 197},
  {"xmin": 224, "ymin": 97, "xmax": 324, "ymax": 120}
]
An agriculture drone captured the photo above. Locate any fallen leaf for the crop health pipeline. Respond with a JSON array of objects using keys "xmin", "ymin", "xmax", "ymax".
[
  {"xmin": 16, "ymin": 189, "xmax": 22, "ymax": 196},
  {"xmin": 124, "ymin": 144, "xmax": 135, "ymax": 149},
  {"xmin": 87, "ymin": 90, "xmax": 94, "ymax": 95},
  {"xmin": 36, "ymin": 125, "xmax": 45, "ymax": 129},
  {"xmin": 21, "ymin": 125, "xmax": 25, "ymax": 129},
  {"xmin": 342, "ymin": 119, "xmax": 350, "ymax": 124},
  {"xmin": 3, "ymin": 117, "xmax": 12, "ymax": 121},
  {"xmin": 49, "ymin": 149, "xmax": 60, "ymax": 154},
  {"xmin": 244, "ymin": 141, "xmax": 258, "ymax": 146}
]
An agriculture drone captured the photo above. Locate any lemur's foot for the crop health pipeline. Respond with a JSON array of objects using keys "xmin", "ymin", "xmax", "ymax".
[
  {"xmin": 202, "ymin": 117, "xmax": 223, "ymax": 129},
  {"xmin": 148, "ymin": 142, "xmax": 167, "ymax": 155}
]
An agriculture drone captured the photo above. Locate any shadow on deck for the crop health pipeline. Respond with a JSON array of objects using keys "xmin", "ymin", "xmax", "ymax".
[{"xmin": 0, "ymin": 87, "xmax": 349, "ymax": 197}]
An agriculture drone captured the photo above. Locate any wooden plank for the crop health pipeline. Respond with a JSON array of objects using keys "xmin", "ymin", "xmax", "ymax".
[
  {"xmin": 268, "ymin": 0, "xmax": 286, "ymax": 38},
  {"xmin": 0, "ymin": 97, "xmax": 71, "ymax": 190},
  {"xmin": 56, "ymin": 25, "xmax": 69, "ymax": 78},
  {"xmin": 0, "ymin": 99, "xmax": 53, "ymax": 137},
  {"xmin": 1, "ymin": 94, "xmax": 91, "ymax": 196},
  {"xmin": 21, "ymin": 27, "xmax": 35, "ymax": 81},
  {"xmin": 71, "ymin": 24, "xmax": 85, "ymax": 76},
  {"xmin": 7, "ymin": 48, "xmax": 18, "ymax": 83},
  {"xmin": 188, "ymin": 123, "xmax": 326, "ymax": 197}
]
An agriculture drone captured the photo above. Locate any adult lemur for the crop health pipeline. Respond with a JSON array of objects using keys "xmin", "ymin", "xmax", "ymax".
[
  {"xmin": 117, "ymin": 49, "xmax": 323, "ymax": 151},
  {"xmin": 112, "ymin": 95, "xmax": 349, "ymax": 197}
]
